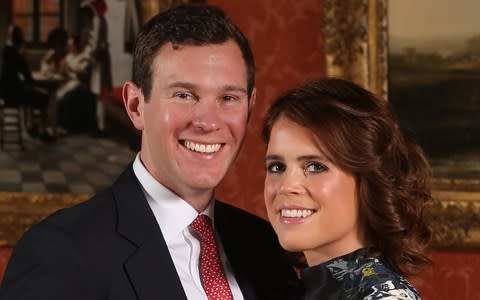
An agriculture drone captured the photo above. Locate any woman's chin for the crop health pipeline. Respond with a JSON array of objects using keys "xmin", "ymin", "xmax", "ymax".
[{"xmin": 278, "ymin": 238, "xmax": 306, "ymax": 253}]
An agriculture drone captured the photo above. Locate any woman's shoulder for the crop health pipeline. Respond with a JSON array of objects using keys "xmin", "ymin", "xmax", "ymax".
[
  {"xmin": 326, "ymin": 248, "xmax": 422, "ymax": 300},
  {"xmin": 355, "ymin": 257, "xmax": 421, "ymax": 299}
]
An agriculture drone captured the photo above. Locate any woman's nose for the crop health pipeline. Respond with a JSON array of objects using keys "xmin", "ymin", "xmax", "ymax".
[{"xmin": 278, "ymin": 169, "xmax": 305, "ymax": 195}]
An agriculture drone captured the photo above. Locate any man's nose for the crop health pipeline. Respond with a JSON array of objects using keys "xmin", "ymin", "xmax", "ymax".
[{"xmin": 191, "ymin": 100, "xmax": 222, "ymax": 132}]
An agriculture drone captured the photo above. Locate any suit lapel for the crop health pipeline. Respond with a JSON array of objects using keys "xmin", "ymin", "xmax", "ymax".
[
  {"xmin": 123, "ymin": 236, "xmax": 187, "ymax": 300},
  {"xmin": 113, "ymin": 165, "xmax": 187, "ymax": 300},
  {"xmin": 215, "ymin": 201, "xmax": 257, "ymax": 300}
]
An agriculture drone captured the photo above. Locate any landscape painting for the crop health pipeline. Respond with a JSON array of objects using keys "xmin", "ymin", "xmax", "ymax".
[
  {"xmin": 323, "ymin": 0, "xmax": 480, "ymax": 247},
  {"xmin": 388, "ymin": 0, "xmax": 480, "ymax": 186}
]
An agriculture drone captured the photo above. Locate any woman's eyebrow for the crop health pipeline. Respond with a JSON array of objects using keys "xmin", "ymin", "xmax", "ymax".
[{"xmin": 265, "ymin": 154, "xmax": 283, "ymax": 161}]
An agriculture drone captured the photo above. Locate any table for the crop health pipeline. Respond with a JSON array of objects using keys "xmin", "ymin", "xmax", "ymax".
[{"xmin": 32, "ymin": 71, "xmax": 66, "ymax": 95}]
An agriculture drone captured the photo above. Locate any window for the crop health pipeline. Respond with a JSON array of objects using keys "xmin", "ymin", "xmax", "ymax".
[{"xmin": 12, "ymin": 0, "xmax": 63, "ymax": 47}]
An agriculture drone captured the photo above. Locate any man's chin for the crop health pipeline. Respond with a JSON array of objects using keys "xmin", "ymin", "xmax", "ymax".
[{"xmin": 188, "ymin": 177, "xmax": 223, "ymax": 191}]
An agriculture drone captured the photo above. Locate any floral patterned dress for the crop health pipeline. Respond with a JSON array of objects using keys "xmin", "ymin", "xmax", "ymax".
[{"xmin": 300, "ymin": 248, "xmax": 421, "ymax": 300}]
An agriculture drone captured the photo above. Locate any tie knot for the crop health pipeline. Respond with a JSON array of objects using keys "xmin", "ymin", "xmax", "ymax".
[{"xmin": 189, "ymin": 214, "xmax": 215, "ymax": 243}]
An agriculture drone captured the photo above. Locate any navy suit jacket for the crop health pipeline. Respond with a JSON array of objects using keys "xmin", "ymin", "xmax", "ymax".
[{"xmin": 1, "ymin": 165, "xmax": 300, "ymax": 299}]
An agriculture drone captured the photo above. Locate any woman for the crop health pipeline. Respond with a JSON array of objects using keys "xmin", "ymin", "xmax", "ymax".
[
  {"xmin": 55, "ymin": 36, "xmax": 97, "ymax": 134},
  {"xmin": 262, "ymin": 78, "xmax": 432, "ymax": 299}
]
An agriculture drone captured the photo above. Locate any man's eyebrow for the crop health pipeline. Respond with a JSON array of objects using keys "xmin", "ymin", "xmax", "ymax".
[
  {"xmin": 223, "ymin": 85, "xmax": 247, "ymax": 94},
  {"xmin": 166, "ymin": 81, "xmax": 196, "ymax": 89},
  {"xmin": 165, "ymin": 82, "xmax": 247, "ymax": 94}
]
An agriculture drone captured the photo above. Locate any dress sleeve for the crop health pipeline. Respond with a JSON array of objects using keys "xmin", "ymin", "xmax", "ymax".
[{"xmin": 362, "ymin": 279, "xmax": 422, "ymax": 300}]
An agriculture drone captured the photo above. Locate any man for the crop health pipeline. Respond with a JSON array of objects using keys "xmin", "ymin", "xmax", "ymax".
[{"xmin": 1, "ymin": 4, "xmax": 299, "ymax": 300}]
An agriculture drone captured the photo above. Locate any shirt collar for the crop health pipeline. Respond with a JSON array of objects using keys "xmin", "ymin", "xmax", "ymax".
[{"xmin": 132, "ymin": 154, "xmax": 215, "ymax": 243}]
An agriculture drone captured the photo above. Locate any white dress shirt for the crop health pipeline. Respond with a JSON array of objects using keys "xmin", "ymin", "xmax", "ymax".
[{"xmin": 133, "ymin": 155, "xmax": 244, "ymax": 300}]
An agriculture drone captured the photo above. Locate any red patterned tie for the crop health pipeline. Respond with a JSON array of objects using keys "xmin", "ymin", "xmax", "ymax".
[{"xmin": 189, "ymin": 214, "xmax": 234, "ymax": 300}]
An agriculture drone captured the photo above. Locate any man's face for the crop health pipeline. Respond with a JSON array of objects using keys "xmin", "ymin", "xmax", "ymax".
[{"xmin": 128, "ymin": 40, "xmax": 253, "ymax": 208}]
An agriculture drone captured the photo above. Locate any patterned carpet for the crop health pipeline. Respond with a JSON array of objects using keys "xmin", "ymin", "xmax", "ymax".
[{"xmin": 0, "ymin": 134, "xmax": 135, "ymax": 194}]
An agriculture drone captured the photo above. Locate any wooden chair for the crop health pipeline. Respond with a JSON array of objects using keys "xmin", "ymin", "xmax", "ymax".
[{"xmin": 0, "ymin": 98, "xmax": 24, "ymax": 150}]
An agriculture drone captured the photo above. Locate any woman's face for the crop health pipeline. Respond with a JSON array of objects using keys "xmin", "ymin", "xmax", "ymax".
[{"xmin": 264, "ymin": 117, "xmax": 365, "ymax": 266}]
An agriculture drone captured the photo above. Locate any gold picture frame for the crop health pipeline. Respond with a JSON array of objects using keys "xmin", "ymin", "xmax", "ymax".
[
  {"xmin": 322, "ymin": 0, "xmax": 480, "ymax": 248},
  {"xmin": 139, "ymin": 0, "xmax": 205, "ymax": 24},
  {"xmin": 0, "ymin": 192, "xmax": 88, "ymax": 246}
]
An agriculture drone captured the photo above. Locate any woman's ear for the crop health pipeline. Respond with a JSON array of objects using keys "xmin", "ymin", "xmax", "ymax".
[{"xmin": 122, "ymin": 80, "xmax": 145, "ymax": 130}]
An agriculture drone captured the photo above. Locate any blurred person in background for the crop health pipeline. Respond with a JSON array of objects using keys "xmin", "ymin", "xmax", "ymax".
[
  {"xmin": 79, "ymin": 0, "xmax": 112, "ymax": 137},
  {"xmin": 0, "ymin": 24, "xmax": 52, "ymax": 141}
]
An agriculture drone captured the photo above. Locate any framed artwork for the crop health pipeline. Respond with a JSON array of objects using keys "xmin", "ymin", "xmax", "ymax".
[
  {"xmin": 138, "ymin": 0, "xmax": 205, "ymax": 24},
  {"xmin": 322, "ymin": 0, "xmax": 480, "ymax": 248},
  {"xmin": 0, "ymin": 0, "xmax": 204, "ymax": 247},
  {"xmin": 123, "ymin": 0, "xmax": 205, "ymax": 52}
]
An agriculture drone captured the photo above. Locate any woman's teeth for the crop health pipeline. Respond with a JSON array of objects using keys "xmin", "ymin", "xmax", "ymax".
[{"xmin": 281, "ymin": 209, "xmax": 314, "ymax": 218}]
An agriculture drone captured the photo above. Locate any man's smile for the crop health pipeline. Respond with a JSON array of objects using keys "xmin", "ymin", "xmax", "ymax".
[{"xmin": 182, "ymin": 140, "xmax": 223, "ymax": 153}]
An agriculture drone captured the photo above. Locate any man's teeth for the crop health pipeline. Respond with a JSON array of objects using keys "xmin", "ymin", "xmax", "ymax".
[
  {"xmin": 281, "ymin": 209, "xmax": 314, "ymax": 218},
  {"xmin": 184, "ymin": 140, "xmax": 221, "ymax": 153}
]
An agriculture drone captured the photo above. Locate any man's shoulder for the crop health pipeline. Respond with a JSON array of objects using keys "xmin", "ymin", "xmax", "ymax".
[
  {"xmin": 215, "ymin": 200, "xmax": 270, "ymax": 229},
  {"xmin": 214, "ymin": 200, "xmax": 277, "ymax": 245},
  {"xmin": 215, "ymin": 201, "xmax": 302, "ymax": 299},
  {"xmin": 39, "ymin": 164, "xmax": 138, "ymax": 233},
  {"xmin": 34, "ymin": 187, "xmax": 117, "ymax": 237}
]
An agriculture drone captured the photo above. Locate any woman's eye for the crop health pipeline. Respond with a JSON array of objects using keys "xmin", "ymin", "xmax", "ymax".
[
  {"xmin": 266, "ymin": 162, "xmax": 286, "ymax": 173},
  {"xmin": 304, "ymin": 161, "xmax": 327, "ymax": 173}
]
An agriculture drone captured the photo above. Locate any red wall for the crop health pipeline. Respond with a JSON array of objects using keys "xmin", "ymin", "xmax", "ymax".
[
  {"xmin": 412, "ymin": 250, "xmax": 480, "ymax": 299},
  {"xmin": 0, "ymin": 248, "xmax": 12, "ymax": 283},
  {"xmin": 211, "ymin": 0, "xmax": 325, "ymax": 215}
]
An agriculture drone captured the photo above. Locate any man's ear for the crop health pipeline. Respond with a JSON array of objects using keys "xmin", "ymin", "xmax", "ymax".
[
  {"xmin": 247, "ymin": 87, "xmax": 257, "ymax": 121},
  {"xmin": 123, "ymin": 80, "xmax": 145, "ymax": 130}
]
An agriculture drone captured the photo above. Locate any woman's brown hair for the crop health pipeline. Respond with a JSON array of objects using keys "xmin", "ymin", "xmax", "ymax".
[{"xmin": 262, "ymin": 78, "xmax": 432, "ymax": 276}]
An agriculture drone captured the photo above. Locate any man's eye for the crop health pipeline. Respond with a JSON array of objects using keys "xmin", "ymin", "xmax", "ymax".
[
  {"xmin": 304, "ymin": 161, "xmax": 327, "ymax": 173},
  {"xmin": 175, "ymin": 92, "xmax": 195, "ymax": 100},
  {"xmin": 222, "ymin": 95, "xmax": 238, "ymax": 102},
  {"xmin": 266, "ymin": 162, "xmax": 286, "ymax": 173}
]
